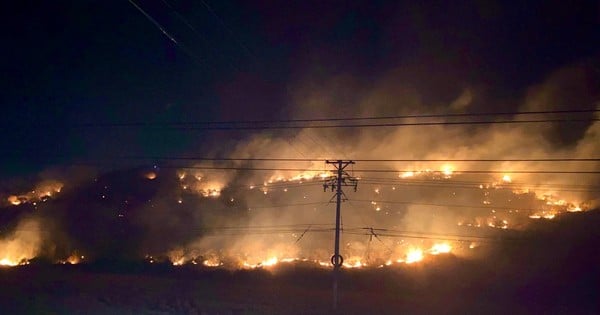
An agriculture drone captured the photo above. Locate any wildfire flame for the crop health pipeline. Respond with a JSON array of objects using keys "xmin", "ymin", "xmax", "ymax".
[
  {"xmin": 405, "ymin": 248, "xmax": 424, "ymax": 264},
  {"xmin": 429, "ymin": 243, "xmax": 452, "ymax": 255},
  {"xmin": 5, "ymin": 180, "xmax": 63, "ymax": 206}
]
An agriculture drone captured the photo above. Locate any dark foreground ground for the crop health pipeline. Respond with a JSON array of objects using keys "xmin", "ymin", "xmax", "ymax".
[{"xmin": 1, "ymin": 211, "xmax": 599, "ymax": 315}]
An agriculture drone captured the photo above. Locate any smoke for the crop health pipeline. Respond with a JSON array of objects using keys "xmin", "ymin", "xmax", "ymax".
[
  {"xmin": 0, "ymin": 217, "xmax": 43, "ymax": 265},
  {"xmin": 0, "ymin": 60, "xmax": 597, "ymax": 268},
  {"xmin": 155, "ymin": 61, "xmax": 598, "ymax": 266}
]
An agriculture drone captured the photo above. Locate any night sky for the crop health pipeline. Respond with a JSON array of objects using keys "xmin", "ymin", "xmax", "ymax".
[{"xmin": 1, "ymin": 0, "xmax": 598, "ymax": 177}]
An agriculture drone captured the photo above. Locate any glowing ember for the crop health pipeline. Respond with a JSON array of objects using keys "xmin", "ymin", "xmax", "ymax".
[{"xmin": 144, "ymin": 172, "xmax": 157, "ymax": 180}]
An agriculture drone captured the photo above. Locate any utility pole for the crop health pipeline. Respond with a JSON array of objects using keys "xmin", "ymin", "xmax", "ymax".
[{"xmin": 323, "ymin": 160, "xmax": 357, "ymax": 311}]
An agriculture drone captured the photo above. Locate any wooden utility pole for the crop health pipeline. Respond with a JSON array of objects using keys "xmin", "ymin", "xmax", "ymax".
[{"xmin": 323, "ymin": 160, "xmax": 357, "ymax": 310}]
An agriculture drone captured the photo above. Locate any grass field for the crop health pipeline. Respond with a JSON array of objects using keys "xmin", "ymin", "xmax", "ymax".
[{"xmin": 0, "ymin": 210, "xmax": 598, "ymax": 314}]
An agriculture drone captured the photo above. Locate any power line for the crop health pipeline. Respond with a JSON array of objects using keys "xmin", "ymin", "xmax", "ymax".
[
  {"xmin": 191, "ymin": 223, "xmax": 332, "ymax": 231},
  {"xmin": 343, "ymin": 230, "xmax": 525, "ymax": 243},
  {"xmin": 247, "ymin": 201, "xmax": 328, "ymax": 210},
  {"xmin": 52, "ymin": 118, "xmax": 600, "ymax": 130},
  {"xmin": 159, "ymin": 0, "xmax": 240, "ymax": 72},
  {"xmin": 70, "ymin": 108, "xmax": 600, "ymax": 126},
  {"xmin": 127, "ymin": 0, "xmax": 212, "ymax": 69},
  {"xmin": 192, "ymin": 108, "xmax": 595, "ymax": 124},
  {"xmin": 348, "ymin": 199, "xmax": 579, "ymax": 212},
  {"xmin": 359, "ymin": 176, "xmax": 600, "ymax": 187},
  {"xmin": 358, "ymin": 176, "xmax": 599, "ymax": 187},
  {"xmin": 35, "ymin": 161, "xmax": 600, "ymax": 175},
  {"xmin": 128, "ymin": 0, "xmax": 178, "ymax": 45},
  {"xmin": 163, "ymin": 166, "xmax": 600, "ymax": 174},
  {"xmin": 77, "ymin": 156, "xmax": 600, "ymax": 163},
  {"xmin": 198, "ymin": 0, "xmax": 257, "ymax": 61},
  {"xmin": 7, "ymin": 109, "xmax": 598, "ymax": 129},
  {"xmin": 357, "ymin": 181, "xmax": 600, "ymax": 193}
]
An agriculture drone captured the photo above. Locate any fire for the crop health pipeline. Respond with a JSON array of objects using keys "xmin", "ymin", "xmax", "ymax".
[
  {"xmin": 144, "ymin": 172, "xmax": 157, "ymax": 180},
  {"xmin": 242, "ymin": 257, "xmax": 280, "ymax": 269},
  {"xmin": 400, "ymin": 171, "xmax": 415, "ymax": 178},
  {"xmin": 343, "ymin": 256, "xmax": 366, "ymax": 268},
  {"xmin": 168, "ymin": 248, "xmax": 186, "ymax": 266},
  {"xmin": 567, "ymin": 205, "xmax": 582, "ymax": 212},
  {"xmin": 405, "ymin": 248, "xmax": 424, "ymax": 264},
  {"xmin": 261, "ymin": 257, "xmax": 278, "ymax": 267},
  {"xmin": 502, "ymin": 174, "xmax": 512, "ymax": 183},
  {"xmin": 0, "ymin": 219, "xmax": 41, "ymax": 266},
  {"xmin": 201, "ymin": 188, "xmax": 221, "ymax": 198},
  {"xmin": 441, "ymin": 165, "xmax": 454, "ymax": 178},
  {"xmin": 429, "ymin": 243, "xmax": 452, "ymax": 255},
  {"xmin": 529, "ymin": 211, "xmax": 557, "ymax": 220},
  {"xmin": 0, "ymin": 258, "xmax": 19, "ymax": 266},
  {"xmin": 202, "ymin": 257, "xmax": 223, "ymax": 267},
  {"xmin": 176, "ymin": 170, "xmax": 228, "ymax": 198},
  {"xmin": 61, "ymin": 253, "xmax": 85, "ymax": 265},
  {"xmin": 6, "ymin": 180, "xmax": 64, "ymax": 206},
  {"xmin": 7, "ymin": 195, "xmax": 21, "ymax": 206},
  {"xmin": 398, "ymin": 167, "xmax": 456, "ymax": 179},
  {"xmin": 265, "ymin": 170, "xmax": 333, "ymax": 184}
]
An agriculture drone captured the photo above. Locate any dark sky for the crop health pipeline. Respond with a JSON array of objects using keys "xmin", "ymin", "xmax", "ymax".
[{"xmin": 1, "ymin": 0, "xmax": 598, "ymax": 177}]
